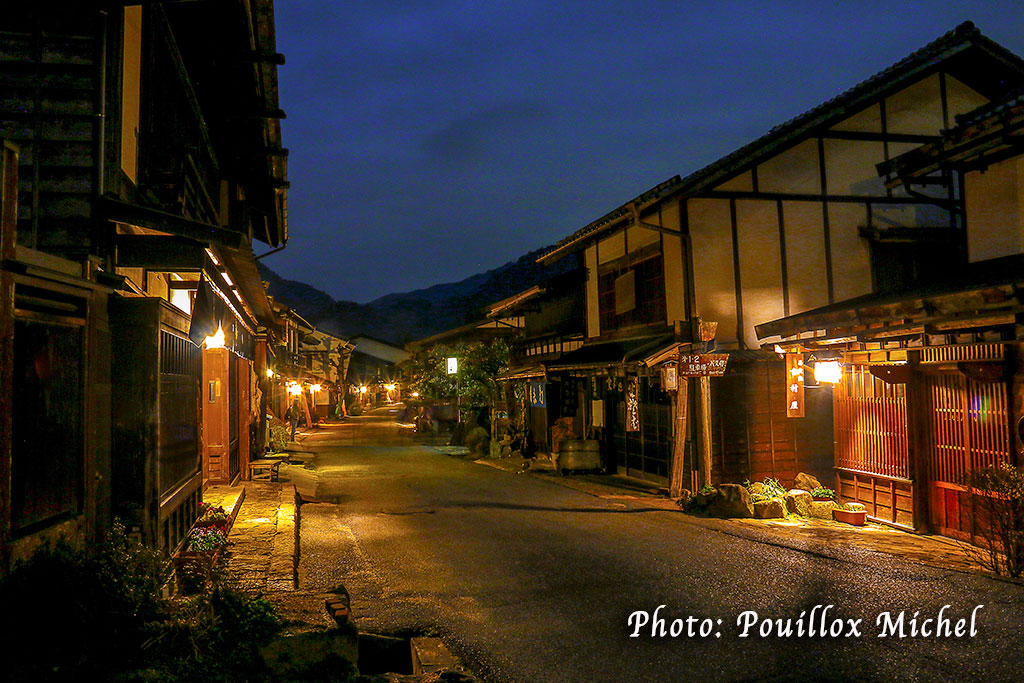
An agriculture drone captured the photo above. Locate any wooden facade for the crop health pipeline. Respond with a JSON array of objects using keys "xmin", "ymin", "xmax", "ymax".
[
  {"xmin": 539, "ymin": 23, "xmax": 1024, "ymax": 494},
  {"xmin": 757, "ymin": 81, "xmax": 1024, "ymax": 535},
  {"xmin": 0, "ymin": 1, "xmax": 290, "ymax": 563}
]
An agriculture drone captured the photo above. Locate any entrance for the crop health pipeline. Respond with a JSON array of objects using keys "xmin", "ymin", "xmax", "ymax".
[{"xmin": 921, "ymin": 372, "xmax": 1010, "ymax": 540}]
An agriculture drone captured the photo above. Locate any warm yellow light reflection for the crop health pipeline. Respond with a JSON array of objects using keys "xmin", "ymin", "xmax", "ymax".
[
  {"xmin": 204, "ymin": 325, "xmax": 225, "ymax": 349},
  {"xmin": 171, "ymin": 288, "xmax": 192, "ymax": 315},
  {"xmin": 815, "ymin": 361, "xmax": 842, "ymax": 384}
]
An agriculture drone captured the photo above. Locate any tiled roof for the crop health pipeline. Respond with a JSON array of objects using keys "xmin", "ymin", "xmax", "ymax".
[
  {"xmin": 538, "ymin": 175, "xmax": 682, "ymax": 264},
  {"xmin": 540, "ymin": 21, "xmax": 1024, "ymax": 264}
]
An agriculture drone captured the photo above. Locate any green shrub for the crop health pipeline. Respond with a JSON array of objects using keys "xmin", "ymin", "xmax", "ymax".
[
  {"xmin": 961, "ymin": 462, "xmax": 1024, "ymax": 577},
  {"xmin": 268, "ymin": 422, "xmax": 290, "ymax": 453},
  {"xmin": 0, "ymin": 522, "xmax": 282, "ymax": 682},
  {"xmin": 811, "ymin": 486, "xmax": 836, "ymax": 500},
  {"xmin": 760, "ymin": 477, "xmax": 786, "ymax": 498}
]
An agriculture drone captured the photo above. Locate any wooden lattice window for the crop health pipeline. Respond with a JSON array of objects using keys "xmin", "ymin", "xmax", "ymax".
[
  {"xmin": 834, "ymin": 365, "xmax": 908, "ymax": 479},
  {"xmin": 923, "ymin": 373, "xmax": 1009, "ymax": 486},
  {"xmin": 597, "ymin": 251, "xmax": 665, "ymax": 332}
]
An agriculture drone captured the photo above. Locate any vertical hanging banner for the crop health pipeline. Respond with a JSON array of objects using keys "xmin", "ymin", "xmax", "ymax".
[
  {"xmin": 528, "ymin": 381, "xmax": 546, "ymax": 408},
  {"xmin": 626, "ymin": 377, "xmax": 640, "ymax": 432},
  {"xmin": 786, "ymin": 353, "xmax": 805, "ymax": 418}
]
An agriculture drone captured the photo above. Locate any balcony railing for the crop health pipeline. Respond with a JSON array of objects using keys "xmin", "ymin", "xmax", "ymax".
[{"xmin": 511, "ymin": 333, "xmax": 584, "ymax": 363}]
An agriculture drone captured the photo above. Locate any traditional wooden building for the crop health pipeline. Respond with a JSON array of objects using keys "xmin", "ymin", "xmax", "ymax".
[
  {"xmin": 540, "ymin": 22, "xmax": 1024, "ymax": 491},
  {"xmin": 538, "ymin": 179, "xmax": 695, "ymax": 485},
  {"xmin": 489, "ymin": 268, "xmax": 586, "ymax": 455},
  {"xmin": 0, "ymin": 0, "xmax": 289, "ymax": 563},
  {"xmin": 758, "ymin": 89, "xmax": 1024, "ymax": 538}
]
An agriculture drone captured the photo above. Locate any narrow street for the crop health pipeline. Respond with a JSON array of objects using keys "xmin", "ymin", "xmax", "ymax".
[{"xmin": 294, "ymin": 408, "xmax": 1024, "ymax": 683}]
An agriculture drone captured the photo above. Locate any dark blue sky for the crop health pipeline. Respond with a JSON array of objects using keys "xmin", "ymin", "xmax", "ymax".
[{"xmin": 268, "ymin": 1, "xmax": 1024, "ymax": 303}]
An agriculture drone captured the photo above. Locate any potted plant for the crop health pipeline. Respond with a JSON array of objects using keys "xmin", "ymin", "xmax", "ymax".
[
  {"xmin": 832, "ymin": 502, "xmax": 867, "ymax": 526},
  {"xmin": 811, "ymin": 486, "xmax": 836, "ymax": 502},
  {"xmin": 195, "ymin": 502, "xmax": 229, "ymax": 530},
  {"xmin": 173, "ymin": 525, "xmax": 230, "ymax": 593}
]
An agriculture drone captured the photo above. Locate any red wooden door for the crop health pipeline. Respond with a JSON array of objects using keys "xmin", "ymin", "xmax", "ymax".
[{"xmin": 921, "ymin": 373, "xmax": 1009, "ymax": 539}]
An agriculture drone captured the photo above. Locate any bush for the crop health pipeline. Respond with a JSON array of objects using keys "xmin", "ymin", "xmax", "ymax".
[
  {"xmin": 268, "ymin": 421, "xmax": 290, "ymax": 453},
  {"xmin": 961, "ymin": 462, "xmax": 1024, "ymax": 577},
  {"xmin": 0, "ymin": 522, "xmax": 282, "ymax": 682}
]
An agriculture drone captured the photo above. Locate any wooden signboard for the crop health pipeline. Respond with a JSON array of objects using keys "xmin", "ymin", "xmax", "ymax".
[
  {"xmin": 677, "ymin": 354, "xmax": 729, "ymax": 377},
  {"xmin": 786, "ymin": 353, "xmax": 805, "ymax": 418}
]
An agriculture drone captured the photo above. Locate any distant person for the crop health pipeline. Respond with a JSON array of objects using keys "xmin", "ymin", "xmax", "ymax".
[{"xmin": 286, "ymin": 400, "xmax": 300, "ymax": 441}]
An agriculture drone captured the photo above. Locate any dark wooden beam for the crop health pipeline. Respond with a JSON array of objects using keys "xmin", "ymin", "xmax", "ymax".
[
  {"xmin": 693, "ymin": 189, "xmax": 952, "ymax": 204},
  {"xmin": 821, "ymin": 130, "xmax": 940, "ymax": 144},
  {"xmin": 238, "ymin": 51, "xmax": 286, "ymax": 65},
  {"xmin": 103, "ymin": 198, "xmax": 244, "ymax": 250},
  {"xmin": 115, "ymin": 234, "xmax": 206, "ymax": 270},
  {"xmin": 228, "ymin": 108, "xmax": 286, "ymax": 120}
]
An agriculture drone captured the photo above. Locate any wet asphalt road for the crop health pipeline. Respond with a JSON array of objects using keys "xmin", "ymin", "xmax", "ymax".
[{"xmin": 299, "ymin": 408, "xmax": 1024, "ymax": 683}]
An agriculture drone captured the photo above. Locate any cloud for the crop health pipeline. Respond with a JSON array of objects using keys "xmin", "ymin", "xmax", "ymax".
[{"xmin": 420, "ymin": 101, "xmax": 551, "ymax": 163}]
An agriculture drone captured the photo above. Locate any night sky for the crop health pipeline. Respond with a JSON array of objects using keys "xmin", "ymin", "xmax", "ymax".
[{"xmin": 269, "ymin": 1, "xmax": 1024, "ymax": 304}]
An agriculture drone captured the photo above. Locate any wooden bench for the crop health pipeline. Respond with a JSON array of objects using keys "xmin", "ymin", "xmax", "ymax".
[{"xmin": 249, "ymin": 458, "xmax": 282, "ymax": 482}]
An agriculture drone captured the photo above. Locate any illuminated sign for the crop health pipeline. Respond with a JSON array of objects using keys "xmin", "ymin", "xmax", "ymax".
[
  {"xmin": 678, "ymin": 354, "xmax": 729, "ymax": 377},
  {"xmin": 786, "ymin": 353, "xmax": 805, "ymax": 418},
  {"xmin": 446, "ymin": 357, "xmax": 458, "ymax": 374}
]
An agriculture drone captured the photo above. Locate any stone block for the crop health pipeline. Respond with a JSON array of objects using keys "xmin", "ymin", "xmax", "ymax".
[
  {"xmin": 785, "ymin": 489, "xmax": 812, "ymax": 516},
  {"xmin": 709, "ymin": 483, "xmax": 753, "ymax": 518},
  {"xmin": 794, "ymin": 472, "xmax": 822, "ymax": 492},
  {"xmin": 753, "ymin": 497, "xmax": 786, "ymax": 519},
  {"xmin": 809, "ymin": 500, "xmax": 838, "ymax": 519}
]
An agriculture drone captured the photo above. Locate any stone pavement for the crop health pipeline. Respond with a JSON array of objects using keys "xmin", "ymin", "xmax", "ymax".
[
  {"xmin": 473, "ymin": 454, "xmax": 1004, "ymax": 579},
  {"xmin": 205, "ymin": 472, "xmax": 300, "ymax": 593}
]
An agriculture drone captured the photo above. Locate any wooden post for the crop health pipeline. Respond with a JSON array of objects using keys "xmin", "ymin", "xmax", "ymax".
[
  {"xmin": 698, "ymin": 375, "xmax": 713, "ymax": 486},
  {"xmin": 669, "ymin": 376, "xmax": 690, "ymax": 498}
]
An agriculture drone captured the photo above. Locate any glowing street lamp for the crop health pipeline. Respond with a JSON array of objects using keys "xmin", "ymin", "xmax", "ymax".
[
  {"xmin": 814, "ymin": 361, "xmax": 843, "ymax": 384},
  {"xmin": 311, "ymin": 383, "xmax": 321, "ymax": 393},
  {"xmin": 204, "ymin": 324, "xmax": 226, "ymax": 349}
]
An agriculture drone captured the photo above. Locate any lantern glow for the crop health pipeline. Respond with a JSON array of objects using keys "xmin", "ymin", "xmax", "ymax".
[{"xmin": 814, "ymin": 361, "xmax": 842, "ymax": 384}]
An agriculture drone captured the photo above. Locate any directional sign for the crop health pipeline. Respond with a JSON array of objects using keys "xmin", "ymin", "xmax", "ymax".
[{"xmin": 677, "ymin": 354, "xmax": 729, "ymax": 377}]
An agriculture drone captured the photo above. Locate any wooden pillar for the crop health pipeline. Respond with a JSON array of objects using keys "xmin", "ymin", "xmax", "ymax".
[
  {"xmin": 906, "ymin": 350, "xmax": 929, "ymax": 532},
  {"xmin": 237, "ymin": 356, "xmax": 252, "ymax": 481},
  {"xmin": 698, "ymin": 375, "xmax": 713, "ymax": 486},
  {"xmin": 669, "ymin": 376, "xmax": 690, "ymax": 498}
]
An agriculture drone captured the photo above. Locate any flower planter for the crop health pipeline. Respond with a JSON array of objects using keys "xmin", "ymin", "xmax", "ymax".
[
  {"xmin": 173, "ymin": 550, "xmax": 219, "ymax": 594},
  {"xmin": 832, "ymin": 508, "xmax": 867, "ymax": 526},
  {"xmin": 812, "ymin": 496, "xmax": 835, "ymax": 502}
]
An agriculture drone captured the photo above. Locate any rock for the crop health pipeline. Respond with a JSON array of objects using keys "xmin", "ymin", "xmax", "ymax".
[
  {"xmin": 674, "ymin": 488, "xmax": 692, "ymax": 509},
  {"xmin": 748, "ymin": 482, "xmax": 766, "ymax": 495},
  {"xmin": 785, "ymin": 489, "xmax": 812, "ymax": 516},
  {"xmin": 809, "ymin": 500, "xmax": 839, "ymax": 519},
  {"xmin": 753, "ymin": 497, "xmax": 786, "ymax": 518},
  {"xmin": 709, "ymin": 483, "xmax": 753, "ymax": 518},
  {"xmin": 794, "ymin": 472, "xmax": 822, "ymax": 492},
  {"xmin": 464, "ymin": 426, "xmax": 490, "ymax": 455}
]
